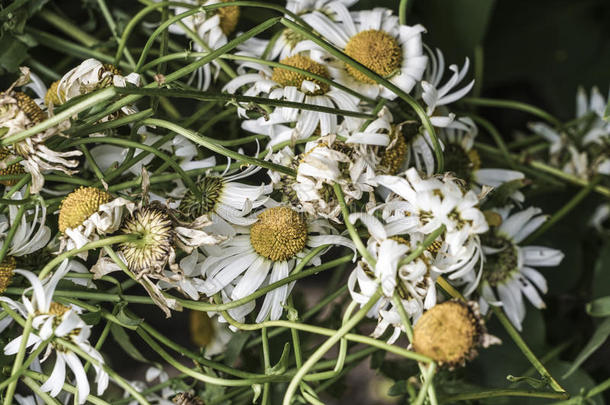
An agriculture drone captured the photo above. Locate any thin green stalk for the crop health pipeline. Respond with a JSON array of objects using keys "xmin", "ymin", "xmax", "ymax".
[
  {"xmin": 37, "ymin": 9, "xmax": 98, "ymax": 47},
  {"xmin": 462, "ymin": 97, "xmax": 562, "ymax": 128},
  {"xmin": 0, "ymin": 336, "xmax": 50, "ymax": 391},
  {"xmin": 469, "ymin": 114, "xmax": 514, "ymax": 169},
  {"xmin": 282, "ymin": 291, "xmax": 382, "ymax": 405},
  {"xmin": 304, "ymin": 301, "xmax": 357, "ymax": 382},
  {"xmin": 21, "ymin": 376, "xmax": 62, "ymax": 405},
  {"xmin": 136, "ymin": 329, "xmax": 287, "ymax": 386},
  {"xmin": 2, "ymin": 87, "xmax": 117, "ymax": 146},
  {"xmin": 64, "ymin": 136, "xmax": 199, "ymax": 194},
  {"xmin": 67, "ymin": 108, "xmax": 154, "ymax": 136},
  {"xmin": 4, "ymin": 315, "xmax": 34, "ymax": 405},
  {"xmin": 333, "ymin": 183, "xmax": 375, "ymax": 265},
  {"xmin": 87, "ymin": 17, "xmax": 282, "ymax": 124},
  {"xmin": 491, "ymin": 307, "xmax": 566, "ymax": 393},
  {"xmin": 414, "ymin": 363, "xmax": 437, "ymax": 405},
  {"xmin": 439, "ymin": 388, "xmax": 569, "ymax": 403},
  {"xmin": 38, "ymin": 234, "xmax": 139, "ymax": 279},
  {"xmin": 588, "ymin": 377, "xmax": 610, "ymax": 398},
  {"xmin": 142, "ymin": 118, "xmax": 296, "ymax": 176},
  {"xmin": 398, "ymin": 225, "xmax": 446, "ymax": 267},
  {"xmin": 97, "ymin": 0, "xmax": 137, "ymax": 68},
  {"xmin": 0, "ymin": 186, "xmax": 30, "ymax": 264},
  {"xmin": 399, "ymin": 0, "xmax": 410, "ymax": 25},
  {"xmin": 261, "ymin": 325, "xmax": 271, "ymax": 405},
  {"xmin": 120, "ymin": 88, "xmax": 376, "ymax": 119},
  {"xmin": 522, "ymin": 176, "xmax": 601, "ymax": 244},
  {"xmin": 4, "ymin": 287, "xmax": 153, "ymax": 304},
  {"xmin": 79, "ymin": 144, "xmax": 106, "ymax": 184}
]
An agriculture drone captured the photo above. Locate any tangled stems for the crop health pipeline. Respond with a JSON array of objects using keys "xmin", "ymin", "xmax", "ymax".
[
  {"xmin": 282, "ymin": 290, "xmax": 382, "ymax": 405},
  {"xmin": 3, "ymin": 315, "xmax": 33, "ymax": 405}
]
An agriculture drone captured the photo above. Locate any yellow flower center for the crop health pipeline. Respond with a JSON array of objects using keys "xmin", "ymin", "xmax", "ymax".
[
  {"xmin": 250, "ymin": 206, "xmax": 308, "ymax": 261},
  {"xmin": 344, "ymin": 29, "xmax": 402, "ymax": 84},
  {"xmin": 44, "ymin": 80, "xmax": 63, "ymax": 107},
  {"xmin": 58, "ymin": 187, "xmax": 112, "ymax": 232},
  {"xmin": 0, "ymin": 256, "xmax": 16, "ymax": 294},
  {"xmin": 413, "ymin": 301, "xmax": 480, "ymax": 366},
  {"xmin": 271, "ymin": 55, "xmax": 331, "ymax": 95},
  {"xmin": 0, "ymin": 148, "xmax": 25, "ymax": 186},
  {"xmin": 216, "ymin": 0, "xmax": 240, "ymax": 36},
  {"xmin": 48, "ymin": 301, "xmax": 71, "ymax": 317},
  {"xmin": 119, "ymin": 205, "xmax": 174, "ymax": 274},
  {"xmin": 14, "ymin": 92, "xmax": 46, "ymax": 124},
  {"xmin": 380, "ymin": 126, "xmax": 408, "ymax": 174}
]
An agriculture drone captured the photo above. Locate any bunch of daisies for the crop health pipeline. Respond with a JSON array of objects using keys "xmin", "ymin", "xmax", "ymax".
[{"xmin": 0, "ymin": 0, "xmax": 584, "ymax": 403}]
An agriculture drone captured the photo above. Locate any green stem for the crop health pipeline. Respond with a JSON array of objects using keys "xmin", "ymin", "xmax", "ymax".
[
  {"xmin": 491, "ymin": 307, "xmax": 566, "ymax": 393},
  {"xmin": 3, "ymin": 315, "xmax": 34, "ymax": 405},
  {"xmin": 2, "ymin": 87, "xmax": 117, "ymax": 146},
  {"xmin": 333, "ymin": 183, "xmax": 375, "ymax": 265},
  {"xmin": 21, "ymin": 376, "xmax": 62, "ymax": 405},
  {"xmin": 462, "ymin": 97, "xmax": 562, "ymax": 127},
  {"xmin": 37, "ymin": 9, "xmax": 98, "ymax": 47},
  {"xmin": 142, "ymin": 118, "xmax": 296, "ymax": 176},
  {"xmin": 588, "ymin": 376, "xmax": 610, "ymax": 398},
  {"xmin": 440, "ymin": 388, "xmax": 569, "ymax": 403},
  {"xmin": 261, "ymin": 324, "xmax": 271, "ymax": 405},
  {"xmin": 398, "ymin": 225, "xmax": 446, "ymax": 267},
  {"xmin": 399, "ymin": 0, "xmax": 410, "ymax": 25},
  {"xmin": 0, "ymin": 186, "xmax": 30, "ymax": 264},
  {"xmin": 136, "ymin": 329, "xmax": 286, "ymax": 386},
  {"xmin": 0, "ymin": 337, "xmax": 52, "ymax": 391},
  {"xmin": 38, "ymin": 234, "xmax": 139, "ymax": 279},
  {"xmin": 522, "ymin": 176, "xmax": 601, "ymax": 244},
  {"xmin": 282, "ymin": 291, "xmax": 381, "ymax": 405}
]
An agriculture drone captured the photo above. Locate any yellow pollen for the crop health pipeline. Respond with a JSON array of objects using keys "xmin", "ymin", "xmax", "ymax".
[
  {"xmin": 426, "ymin": 240, "xmax": 443, "ymax": 254},
  {"xmin": 48, "ymin": 302, "xmax": 70, "ymax": 317},
  {"xmin": 250, "ymin": 206, "xmax": 308, "ymax": 261},
  {"xmin": 272, "ymin": 55, "xmax": 331, "ymax": 95},
  {"xmin": 344, "ymin": 29, "xmax": 402, "ymax": 84},
  {"xmin": 0, "ymin": 148, "xmax": 25, "ymax": 186},
  {"xmin": 0, "ymin": 256, "xmax": 16, "ymax": 294},
  {"xmin": 44, "ymin": 81, "xmax": 63, "ymax": 107},
  {"xmin": 58, "ymin": 187, "xmax": 112, "ymax": 232},
  {"xmin": 216, "ymin": 0, "xmax": 240, "ymax": 36},
  {"xmin": 468, "ymin": 149, "xmax": 481, "ymax": 171},
  {"xmin": 413, "ymin": 301, "xmax": 480, "ymax": 366},
  {"xmin": 380, "ymin": 127, "xmax": 408, "ymax": 174},
  {"xmin": 14, "ymin": 92, "xmax": 46, "ymax": 124}
]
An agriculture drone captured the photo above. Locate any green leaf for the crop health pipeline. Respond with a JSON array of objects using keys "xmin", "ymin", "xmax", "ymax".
[
  {"xmin": 251, "ymin": 384, "xmax": 262, "ymax": 404},
  {"xmin": 587, "ymin": 296, "xmax": 610, "ymax": 317},
  {"xmin": 0, "ymin": 35, "xmax": 29, "ymax": 73},
  {"xmin": 267, "ymin": 343, "xmax": 290, "ymax": 375},
  {"xmin": 80, "ymin": 310, "xmax": 101, "ymax": 326},
  {"xmin": 563, "ymin": 317, "xmax": 610, "ymax": 378},
  {"xmin": 506, "ymin": 375, "xmax": 547, "ymax": 389},
  {"xmin": 106, "ymin": 304, "xmax": 142, "ymax": 330},
  {"xmin": 109, "ymin": 323, "xmax": 150, "ymax": 364}
]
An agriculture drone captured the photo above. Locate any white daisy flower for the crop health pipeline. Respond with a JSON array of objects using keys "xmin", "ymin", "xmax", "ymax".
[
  {"xmin": 375, "ymin": 168, "xmax": 488, "ymax": 292},
  {"xmin": 167, "ymin": 0, "xmax": 240, "ymax": 90},
  {"xmin": 347, "ymin": 212, "xmax": 438, "ymax": 343},
  {"xmin": 1, "ymin": 70, "xmax": 80, "ymax": 194},
  {"xmin": 419, "ymin": 48, "xmax": 474, "ymax": 128},
  {"xmin": 57, "ymin": 187, "xmax": 135, "ymax": 259},
  {"xmin": 176, "ymin": 166, "xmax": 272, "ymax": 236},
  {"xmin": 1, "ymin": 265, "xmax": 108, "ymax": 404},
  {"xmin": 224, "ymin": 52, "xmax": 363, "ymax": 140},
  {"xmin": 474, "ymin": 206, "xmax": 564, "ymax": 330},
  {"xmin": 56, "ymin": 58, "xmax": 140, "ymax": 117},
  {"xmin": 200, "ymin": 205, "xmax": 354, "ymax": 323},
  {"xmin": 237, "ymin": 0, "xmax": 356, "ymax": 60},
  {"xmin": 302, "ymin": 7, "xmax": 428, "ymax": 99}
]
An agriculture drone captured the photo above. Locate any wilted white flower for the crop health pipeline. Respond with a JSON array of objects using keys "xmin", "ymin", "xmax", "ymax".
[{"xmin": 473, "ymin": 207, "xmax": 564, "ymax": 330}]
